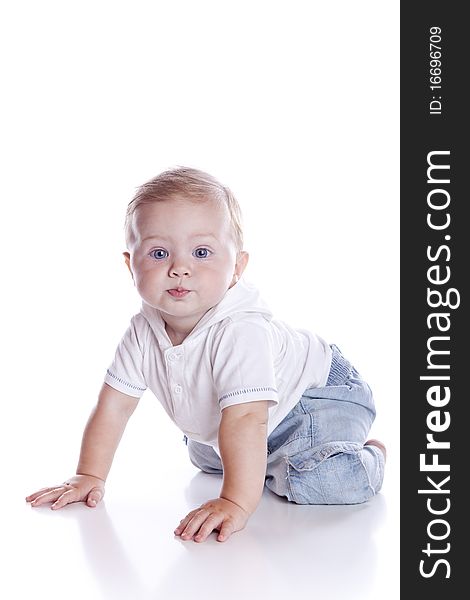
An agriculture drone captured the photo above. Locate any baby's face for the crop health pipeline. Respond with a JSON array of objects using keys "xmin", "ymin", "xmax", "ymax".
[{"xmin": 125, "ymin": 197, "xmax": 247, "ymax": 336}]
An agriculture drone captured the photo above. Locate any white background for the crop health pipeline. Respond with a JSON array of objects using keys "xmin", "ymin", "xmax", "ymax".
[{"xmin": 1, "ymin": 2, "xmax": 399, "ymax": 599}]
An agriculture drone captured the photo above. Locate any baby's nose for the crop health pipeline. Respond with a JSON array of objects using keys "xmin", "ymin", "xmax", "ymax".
[
  {"xmin": 171, "ymin": 267, "xmax": 190, "ymax": 277},
  {"xmin": 169, "ymin": 259, "xmax": 191, "ymax": 277}
]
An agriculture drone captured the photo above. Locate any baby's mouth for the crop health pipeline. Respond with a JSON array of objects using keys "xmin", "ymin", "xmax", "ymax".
[{"xmin": 167, "ymin": 288, "xmax": 191, "ymax": 298}]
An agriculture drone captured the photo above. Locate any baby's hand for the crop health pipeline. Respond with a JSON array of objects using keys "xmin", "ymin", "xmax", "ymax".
[
  {"xmin": 174, "ymin": 497, "xmax": 249, "ymax": 543},
  {"xmin": 26, "ymin": 474, "xmax": 105, "ymax": 510}
]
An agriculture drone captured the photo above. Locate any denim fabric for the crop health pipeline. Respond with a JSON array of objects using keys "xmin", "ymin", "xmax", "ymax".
[{"xmin": 186, "ymin": 345, "xmax": 385, "ymax": 505}]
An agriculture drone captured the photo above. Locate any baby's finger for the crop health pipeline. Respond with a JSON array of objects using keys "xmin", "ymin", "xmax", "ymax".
[
  {"xmin": 217, "ymin": 519, "xmax": 236, "ymax": 542},
  {"xmin": 51, "ymin": 488, "xmax": 79, "ymax": 510},
  {"xmin": 86, "ymin": 487, "xmax": 104, "ymax": 507},
  {"xmin": 26, "ymin": 487, "xmax": 57, "ymax": 503},
  {"xmin": 194, "ymin": 514, "xmax": 225, "ymax": 543},
  {"xmin": 174, "ymin": 509, "xmax": 199, "ymax": 535},
  {"xmin": 29, "ymin": 487, "xmax": 68, "ymax": 507},
  {"xmin": 180, "ymin": 509, "xmax": 210, "ymax": 540}
]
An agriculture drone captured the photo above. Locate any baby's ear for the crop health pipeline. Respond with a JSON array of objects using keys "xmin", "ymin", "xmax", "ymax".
[
  {"xmin": 123, "ymin": 252, "xmax": 134, "ymax": 280},
  {"xmin": 235, "ymin": 251, "xmax": 249, "ymax": 278}
]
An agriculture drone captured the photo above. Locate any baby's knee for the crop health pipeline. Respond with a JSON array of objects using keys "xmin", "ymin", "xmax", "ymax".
[
  {"xmin": 284, "ymin": 442, "xmax": 384, "ymax": 505},
  {"xmin": 186, "ymin": 439, "xmax": 223, "ymax": 474}
]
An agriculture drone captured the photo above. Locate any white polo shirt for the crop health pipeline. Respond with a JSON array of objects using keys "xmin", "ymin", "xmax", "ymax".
[{"xmin": 104, "ymin": 278, "xmax": 332, "ymax": 450}]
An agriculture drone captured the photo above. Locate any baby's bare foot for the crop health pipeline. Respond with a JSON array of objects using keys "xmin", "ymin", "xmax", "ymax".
[{"xmin": 365, "ymin": 439, "xmax": 386, "ymax": 462}]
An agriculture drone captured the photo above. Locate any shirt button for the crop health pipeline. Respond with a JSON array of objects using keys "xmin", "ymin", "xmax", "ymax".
[{"xmin": 174, "ymin": 384, "xmax": 182, "ymax": 394}]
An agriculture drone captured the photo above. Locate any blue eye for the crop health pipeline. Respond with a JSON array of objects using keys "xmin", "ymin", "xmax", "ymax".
[
  {"xmin": 193, "ymin": 247, "xmax": 211, "ymax": 259},
  {"xmin": 150, "ymin": 248, "xmax": 169, "ymax": 260}
]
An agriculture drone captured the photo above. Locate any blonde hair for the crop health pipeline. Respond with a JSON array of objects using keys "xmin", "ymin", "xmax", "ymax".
[{"xmin": 125, "ymin": 167, "xmax": 244, "ymax": 251}]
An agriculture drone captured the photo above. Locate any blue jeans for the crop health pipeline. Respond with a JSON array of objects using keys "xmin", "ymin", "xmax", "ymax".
[{"xmin": 186, "ymin": 345, "xmax": 385, "ymax": 504}]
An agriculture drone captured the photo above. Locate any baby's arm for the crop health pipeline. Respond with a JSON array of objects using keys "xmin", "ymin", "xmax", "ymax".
[
  {"xmin": 26, "ymin": 383, "xmax": 139, "ymax": 509},
  {"xmin": 174, "ymin": 400, "xmax": 268, "ymax": 543}
]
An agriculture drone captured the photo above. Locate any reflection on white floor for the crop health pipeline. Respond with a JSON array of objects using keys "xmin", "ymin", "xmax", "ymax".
[{"xmin": 11, "ymin": 449, "xmax": 398, "ymax": 600}]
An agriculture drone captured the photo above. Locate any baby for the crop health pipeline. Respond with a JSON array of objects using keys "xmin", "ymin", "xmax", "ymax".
[{"xmin": 26, "ymin": 167, "xmax": 386, "ymax": 543}]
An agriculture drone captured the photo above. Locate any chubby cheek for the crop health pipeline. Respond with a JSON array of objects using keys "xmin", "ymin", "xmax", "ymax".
[
  {"xmin": 134, "ymin": 275, "xmax": 149, "ymax": 295},
  {"xmin": 200, "ymin": 268, "xmax": 233, "ymax": 298},
  {"xmin": 132, "ymin": 267, "xmax": 162, "ymax": 297}
]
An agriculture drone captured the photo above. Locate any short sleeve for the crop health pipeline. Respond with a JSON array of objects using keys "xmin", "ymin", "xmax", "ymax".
[
  {"xmin": 212, "ymin": 318, "xmax": 279, "ymax": 410},
  {"xmin": 104, "ymin": 316, "xmax": 148, "ymax": 398}
]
